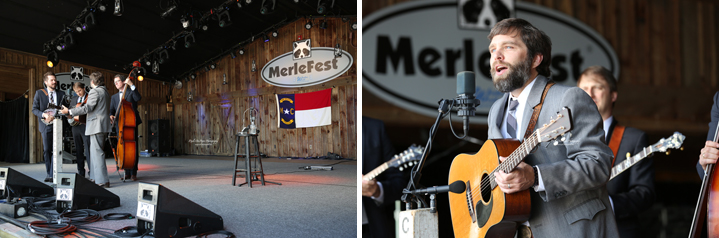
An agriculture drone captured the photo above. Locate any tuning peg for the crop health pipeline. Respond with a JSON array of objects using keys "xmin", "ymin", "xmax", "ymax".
[
  {"xmin": 626, "ymin": 152, "xmax": 631, "ymax": 158},
  {"xmin": 553, "ymin": 141, "xmax": 559, "ymax": 146},
  {"xmin": 666, "ymin": 151, "xmax": 670, "ymax": 155},
  {"xmin": 399, "ymin": 167, "xmax": 404, "ymax": 171},
  {"xmin": 561, "ymin": 136, "xmax": 566, "ymax": 142}
]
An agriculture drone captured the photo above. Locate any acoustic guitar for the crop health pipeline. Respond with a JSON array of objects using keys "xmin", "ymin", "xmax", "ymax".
[
  {"xmin": 448, "ymin": 107, "xmax": 572, "ymax": 238},
  {"xmin": 609, "ymin": 132, "xmax": 684, "ymax": 181},
  {"xmin": 363, "ymin": 145, "xmax": 424, "ymax": 181}
]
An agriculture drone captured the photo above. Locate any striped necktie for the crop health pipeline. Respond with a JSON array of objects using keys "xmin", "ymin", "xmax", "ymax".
[{"xmin": 506, "ymin": 99, "xmax": 519, "ymax": 139}]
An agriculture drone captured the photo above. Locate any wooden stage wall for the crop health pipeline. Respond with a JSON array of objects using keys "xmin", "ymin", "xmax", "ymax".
[{"xmin": 170, "ymin": 17, "xmax": 357, "ymax": 158}]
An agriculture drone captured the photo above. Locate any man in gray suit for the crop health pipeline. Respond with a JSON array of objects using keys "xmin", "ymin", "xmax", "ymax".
[
  {"xmin": 578, "ymin": 66, "xmax": 654, "ymax": 238},
  {"xmin": 69, "ymin": 82, "xmax": 92, "ymax": 179},
  {"xmin": 61, "ymin": 72, "xmax": 112, "ymax": 188},
  {"xmin": 486, "ymin": 18, "xmax": 619, "ymax": 237}
]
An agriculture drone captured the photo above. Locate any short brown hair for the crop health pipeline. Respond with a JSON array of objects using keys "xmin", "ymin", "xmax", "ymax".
[
  {"xmin": 73, "ymin": 82, "xmax": 85, "ymax": 89},
  {"xmin": 488, "ymin": 18, "xmax": 553, "ymax": 77},
  {"xmin": 578, "ymin": 65, "xmax": 617, "ymax": 93},
  {"xmin": 113, "ymin": 74, "xmax": 125, "ymax": 81},
  {"xmin": 43, "ymin": 71, "xmax": 55, "ymax": 82},
  {"xmin": 90, "ymin": 72, "xmax": 105, "ymax": 87}
]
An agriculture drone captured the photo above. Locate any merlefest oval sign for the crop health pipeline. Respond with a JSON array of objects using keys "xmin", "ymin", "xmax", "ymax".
[
  {"xmin": 261, "ymin": 47, "xmax": 354, "ymax": 87},
  {"xmin": 363, "ymin": 0, "xmax": 620, "ymax": 124}
]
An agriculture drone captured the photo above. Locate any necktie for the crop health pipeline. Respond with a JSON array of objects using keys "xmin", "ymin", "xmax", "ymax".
[
  {"xmin": 50, "ymin": 92, "xmax": 54, "ymax": 105},
  {"xmin": 506, "ymin": 99, "xmax": 519, "ymax": 139}
]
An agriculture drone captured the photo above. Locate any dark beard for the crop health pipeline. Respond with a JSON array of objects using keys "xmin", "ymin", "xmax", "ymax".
[{"xmin": 492, "ymin": 56, "xmax": 532, "ymax": 93}]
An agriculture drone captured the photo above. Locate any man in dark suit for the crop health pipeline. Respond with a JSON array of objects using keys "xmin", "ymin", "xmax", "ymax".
[
  {"xmin": 109, "ymin": 74, "xmax": 142, "ymax": 181},
  {"xmin": 578, "ymin": 65, "xmax": 655, "ymax": 238},
  {"xmin": 69, "ymin": 82, "xmax": 92, "ymax": 178},
  {"xmin": 31, "ymin": 71, "xmax": 66, "ymax": 182},
  {"xmin": 486, "ymin": 18, "xmax": 618, "ymax": 237},
  {"xmin": 697, "ymin": 91, "xmax": 719, "ymax": 177},
  {"xmin": 362, "ymin": 117, "xmax": 405, "ymax": 238}
]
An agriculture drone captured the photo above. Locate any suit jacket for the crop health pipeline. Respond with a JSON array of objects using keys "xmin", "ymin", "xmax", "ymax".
[
  {"xmin": 487, "ymin": 76, "xmax": 619, "ymax": 237},
  {"xmin": 362, "ymin": 117, "xmax": 403, "ymax": 238},
  {"xmin": 606, "ymin": 120, "xmax": 655, "ymax": 237},
  {"xmin": 31, "ymin": 88, "xmax": 66, "ymax": 132},
  {"xmin": 70, "ymin": 94, "xmax": 88, "ymax": 129},
  {"xmin": 109, "ymin": 86, "xmax": 142, "ymax": 128},
  {"xmin": 70, "ymin": 86, "xmax": 111, "ymax": 136},
  {"xmin": 697, "ymin": 91, "xmax": 719, "ymax": 178}
]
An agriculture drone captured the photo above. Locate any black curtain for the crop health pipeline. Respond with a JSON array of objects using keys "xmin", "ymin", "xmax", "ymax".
[{"xmin": 0, "ymin": 97, "xmax": 29, "ymax": 163}]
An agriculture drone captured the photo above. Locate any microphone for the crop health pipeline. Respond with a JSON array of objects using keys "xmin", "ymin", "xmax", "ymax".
[
  {"xmin": 411, "ymin": 180, "xmax": 466, "ymax": 194},
  {"xmin": 455, "ymin": 71, "xmax": 480, "ymax": 136}
]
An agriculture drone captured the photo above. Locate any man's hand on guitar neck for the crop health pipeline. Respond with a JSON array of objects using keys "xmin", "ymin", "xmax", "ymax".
[
  {"xmin": 700, "ymin": 141, "xmax": 719, "ymax": 172},
  {"xmin": 494, "ymin": 156, "xmax": 536, "ymax": 194},
  {"xmin": 362, "ymin": 179, "xmax": 382, "ymax": 198}
]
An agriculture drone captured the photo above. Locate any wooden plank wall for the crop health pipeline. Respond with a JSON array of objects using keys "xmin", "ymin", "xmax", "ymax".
[
  {"xmin": 363, "ymin": 0, "xmax": 719, "ymax": 136},
  {"xmin": 0, "ymin": 47, "xmax": 169, "ymax": 163},
  {"xmin": 171, "ymin": 17, "xmax": 358, "ymax": 158}
]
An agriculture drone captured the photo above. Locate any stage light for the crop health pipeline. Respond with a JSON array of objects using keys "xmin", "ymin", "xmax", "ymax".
[
  {"xmin": 46, "ymin": 51, "xmax": 59, "ymax": 68},
  {"xmin": 144, "ymin": 57, "xmax": 152, "ymax": 66},
  {"xmin": 184, "ymin": 32, "xmax": 195, "ymax": 48},
  {"xmin": 230, "ymin": 50, "xmax": 237, "ymax": 59},
  {"xmin": 136, "ymin": 67, "xmax": 146, "ymax": 81},
  {"xmin": 218, "ymin": 10, "xmax": 232, "ymax": 27},
  {"xmin": 152, "ymin": 60, "xmax": 160, "ymax": 74},
  {"xmin": 180, "ymin": 16, "xmax": 189, "ymax": 29},
  {"xmin": 161, "ymin": 3, "xmax": 177, "ymax": 18},
  {"xmin": 317, "ymin": 0, "xmax": 334, "ymax": 14},
  {"xmin": 260, "ymin": 0, "xmax": 275, "ymax": 15},
  {"xmin": 114, "ymin": 0, "xmax": 123, "ymax": 16},
  {"xmin": 351, "ymin": 21, "xmax": 357, "ymax": 30},
  {"xmin": 97, "ymin": 2, "xmax": 106, "ymax": 12},
  {"xmin": 263, "ymin": 34, "xmax": 269, "ymax": 43},
  {"xmin": 236, "ymin": 0, "xmax": 242, "ymax": 8},
  {"xmin": 56, "ymin": 33, "xmax": 74, "ymax": 51},
  {"xmin": 82, "ymin": 13, "xmax": 96, "ymax": 31},
  {"xmin": 305, "ymin": 21, "xmax": 313, "ymax": 30},
  {"xmin": 136, "ymin": 183, "xmax": 224, "ymax": 237},
  {"xmin": 74, "ymin": 24, "xmax": 83, "ymax": 33},
  {"xmin": 272, "ymin": 30, "xmax": 278, "ymax": 38},
  {"xmin": 210, "ymin": 63, "xmax": 217, "ymax": 70},
  {"xmin": 158, "ymin": 49, "xmax": 169, "ymax": 64},
  {"xmin": 201, "ymin": 23, "xmax": 209, "ymax": 31},
  {"xmin": 319, "ymin": 20, "xmax": 327, "ymax": 29},
  {"xmin": 190, "ymin": 73, "xmax": 197, "ymax": 79},
  {"xmin": 204, "ymin": 65, "xmax": 210, "ymax": 72},
  {"xmin": 239, "ymin": 48, "xmax": 245, "ymax": 55},
  {"xmin": 245, "ymin": 0, "xmax": 252, "ymax": 4}
]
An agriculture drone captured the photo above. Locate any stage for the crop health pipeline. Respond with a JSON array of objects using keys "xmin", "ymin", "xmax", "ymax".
[{"xmin": 0, "ymin": 155, "xmax": 357, "ymax": 237}]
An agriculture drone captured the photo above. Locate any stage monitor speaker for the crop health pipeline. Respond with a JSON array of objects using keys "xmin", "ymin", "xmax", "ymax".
[
  {"xmin": 136, "ymin": 182, "xmax": 224, "ymax": 237},
  {"xmin": 148, "ymin": 119, "xmax": 171, "ymax": 154},
  {"xmin": 0, "ymin": 167, "xmax": 54, "ymax": 199},
  {"xmin": 55, "ymin": 172, "xmax": 120, "ymax": 213}
]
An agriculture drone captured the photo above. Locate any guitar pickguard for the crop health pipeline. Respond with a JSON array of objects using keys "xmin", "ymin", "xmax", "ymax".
[{"xmin": 476, "ymin": 172, "xmax": 493, "ymax": 228}]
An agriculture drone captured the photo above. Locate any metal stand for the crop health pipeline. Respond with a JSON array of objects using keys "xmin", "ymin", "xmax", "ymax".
[
  {"xmin": 52, "ymin": 117, "xmax": 64, "ymax": 185},
  {"xmin": 232, "ymin": 132, "xmax": 281, "ymax": 187}
]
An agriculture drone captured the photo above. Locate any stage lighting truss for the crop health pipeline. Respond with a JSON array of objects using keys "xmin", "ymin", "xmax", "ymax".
[
  {"xmin": 317, "ymin": 0, "xmax": 334, "ymax": 14},
  {"xmin": 218, "ymin": 10, "xmax": 232, "ymax": 28},
  {"xmin": 260, "ymin": 0, "xmax": 275, "ymax": 15}
]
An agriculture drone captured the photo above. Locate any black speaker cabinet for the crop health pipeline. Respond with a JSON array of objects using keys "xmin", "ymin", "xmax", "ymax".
[
  {"xmin": 0, "ymin": 167, "xmax": 54, "ymax": 199},
  {"xmin": 136, "ymin": 182, "xmax": 224, "ymax": 237},
  {"xmin": 148, "ymin": 119, "xmax": 171, "ymax": 155},
  {"xmin": 55, "ymin": 172, "xmax": 120, "ymax": 213}
]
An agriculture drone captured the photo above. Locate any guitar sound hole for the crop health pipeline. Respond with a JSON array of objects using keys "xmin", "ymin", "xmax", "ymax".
[{"xmin": 480, "ymin": 173, "xmax": 491, "ymax": 203}]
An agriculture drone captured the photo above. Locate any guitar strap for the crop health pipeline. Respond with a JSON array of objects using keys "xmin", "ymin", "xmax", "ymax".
[
  {"xmin": 522, "ymin": 81, "xmax": 555, "ymax": 140},
  {"xmin": 40, "ymin": 89, "xmax": 48, "ymax": 96},
  {"xmin": 608, "ymin": 124, "xmax": 626, "ymax": 167}
]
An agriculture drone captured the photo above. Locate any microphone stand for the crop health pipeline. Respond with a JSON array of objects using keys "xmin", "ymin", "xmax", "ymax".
[{"xmin": 401, "ymin": 99, "xmax": 452, "ymax": 209}]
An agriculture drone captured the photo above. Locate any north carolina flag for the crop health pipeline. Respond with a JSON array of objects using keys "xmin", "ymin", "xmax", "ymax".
[{"xmin": 277, "ymin": 88, "xmax": 332, "ymax": 129}]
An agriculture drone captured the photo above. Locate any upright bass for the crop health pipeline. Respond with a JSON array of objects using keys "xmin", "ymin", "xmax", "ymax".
[
  {"xmin": 110, "ymin": 62, "xmax": 140, "ymax": 172},
  {"xmin": 689, "ymin": 121, "xmax": 719, "ymax": 238}
]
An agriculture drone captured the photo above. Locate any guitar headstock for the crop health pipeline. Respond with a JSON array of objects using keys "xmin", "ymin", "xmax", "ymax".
[
  {"xmin": 654, "ymin": 131, "xmax": 686, "ymax": 153},
  {"xmin": 388, "ymin": 145, "xmax": 424, "ymax": 171},
  {"xmin": 537, "ymin": 107, "xmax": 572, "ymax": 143}
]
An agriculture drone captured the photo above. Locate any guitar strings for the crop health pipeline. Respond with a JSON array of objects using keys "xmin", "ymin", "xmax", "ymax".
[{"xmin": 475, "ymin": 133, "xmax": 540, "ymax": 194}]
